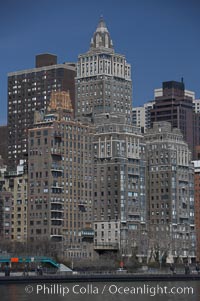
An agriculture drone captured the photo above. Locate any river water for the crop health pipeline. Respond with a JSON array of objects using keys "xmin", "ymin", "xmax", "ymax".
[{"xmin": 1, "ymin": 281, "xmax": 200, "ymax": 301}]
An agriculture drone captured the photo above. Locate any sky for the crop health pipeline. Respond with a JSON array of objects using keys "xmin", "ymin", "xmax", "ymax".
[{"xmin": 0, "ymin": 0, "xmax": 200, "ymax": 125}]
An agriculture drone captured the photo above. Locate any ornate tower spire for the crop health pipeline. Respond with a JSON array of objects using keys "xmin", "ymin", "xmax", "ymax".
[
  {"xmin": 76, "ymin": 18, "xmax": 132, "ymax": 124},
  {"xmin": 48, "ymin": 91, "xmax": 73, "ymax": 120},
  {"xmin": 90, "ymin": 17, "xmax": 114, "ymax": 52}
]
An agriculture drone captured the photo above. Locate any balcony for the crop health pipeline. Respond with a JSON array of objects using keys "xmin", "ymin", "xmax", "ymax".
[
  {"xmin": 50, "ymin": 235, "xmax": 63, "ymax": 242},
  {"xmin": 51, "ymin": 184, "xmax": 63, "ymax": 194},
  {"xmin": 51, "ymin": 164, "xmax": 63, "ymax": 173},
  {"xmin": 128, "ymin": 173, "xmax": 140, "ymax": 177},
  {"xmin": 94, "ymin": 242, "xmax": 119, "ymax": 251},
  {"xmin": 51, "ymin": 220, "xmax": 63, "ymax": 226},
  {"xmin": 51, "ymin": 217, "xmax": 63, "ymax": 221},
  {"xmin": 78, "ymin": 204, "xmax": 87, "ymax": 212},
  {"xmin": 4, "ymin": 171, "xmax": 18, "ymax": 177},
  {"xmin": 128, "ymin": 212, "xmax": 141, "ymax": 221},
  {"xmin": 51, "ymin": 213, "xmax": 63, "ymax": 220},
  {"xmin": 51, "ymin": 207, "xmax": 63, "ymax": 213},
  {"xmin": 51, "ymin": 183, "xmax": 63, "ymax": 189},
  {"xmin": 51, "ymin": 198, "xmax": 64, "ymax": 204},
  {"xmin": 54, "ymin": 132, "xmax": 62, "ymax": 139},
  {"xmin": 81, "ymin": 229, "xmax": 94, "ymax": 238},
  {"xmin": 51, "ymin": 148, "xmax": 62, "ymax": 157}
]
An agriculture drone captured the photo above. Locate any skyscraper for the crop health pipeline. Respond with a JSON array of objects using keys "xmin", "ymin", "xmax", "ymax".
[
  {"xmin": 0, "ymin": 125, "xmax": 8, "ymax": 166},
  {"xmin": 28, "ymin": 91, "xmax": 94, "ymax": 259},
  {"xmin": 75, "ymin": 18, "xmax": 147, "ymax": 260},
  {"xmin": 93, "ymin": 115, "xmax": 146, "ymax": 259},
  {"xmin": 145, "ymin": 122, "xmax": 196, "ymax": 263},
  {"xmin": 193, "ymin": 158, "xmax": 200, "ymax": 262},
  {"xmin": 75, "ymin": 18, "xmax": 132, "ymax": 124},
  {"xmin": 7, "ymin": 54, "xmax": 76, "ymax": 171},
  {"xmin": 150, "ymin": 81, "xmax": 194, "ymax": 155}
]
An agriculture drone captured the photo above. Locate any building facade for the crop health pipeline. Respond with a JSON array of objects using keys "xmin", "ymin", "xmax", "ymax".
[
  {"xmin": 193, "ymin": 99, "xmax": 200, "ymax": 113},
  {"xmin": 132, "ymin": 101, "xmax": 155, "ymax": 133},
  {"xmin": 193, "ymin": 159, "xmax": 200, "ymax": 262},
  {"xmin": 75, "ymin": 18, "xmax": 148, "ymax": 260},
  {"xmin": 75, "ymin": 18, "xmax": 132, "ymax": 124},
  {"xmin": 93, "ymin": 114, "xmax": 146, "ymax": 260},
  {"xmin": 27, "ymin": 91, "xmax": 94, "ymax": 259},
  {"xmin": 10, "ymin": 162, "xmax": 28, "ymax": 242},
  {"xmin": 1, "ymin": 160, "xmax": 28, "ymax": 243},
  {"xmin": 145, "ymin": 122, "xmax": 196, "ymax": 263},
  {"xmin": 0, "ymin": 191, "xmax": 13, "ymax": 241},
  {"xmin": 150, "ymin": 81, "xmax": 194, "ymax": 156},
  {"xmin": 7, "ymin": 53, "xmax": 76, "ymax": 171},
  {"xmin": 0, "ymin": 125, "xmax": 8, "ymax": 166}
]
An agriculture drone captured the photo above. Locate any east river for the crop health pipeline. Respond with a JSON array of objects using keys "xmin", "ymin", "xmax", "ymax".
[{"xmin": 1, "ymin": 281, "xmax": 200, "ymax": 301}]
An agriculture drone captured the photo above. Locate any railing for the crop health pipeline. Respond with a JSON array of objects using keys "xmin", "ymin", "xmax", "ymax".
[
  {"xmin": 81, "ymin": 230, "xmax": 94, "ymax": 238},
  {"xmin": 0, "ymin": 256, "xmax": 60, "ymax": 268},
  {"xmin": 51, "ymin": 184, "xmax": 63, "ymax": 189},
  {"xmin": 94, "ymin": 242, "xmax": 119, "ymax": 250},
  {"xmin": 51, "ymin": 148, "xmax": 62, "ymax": 156},
  {"xmin": 51, "ymin": 208, "xmax": 63, "ymax": 212},
  {"xmin": 51, "ymin": 164, "xmax": 63, "ymax": 172},
  {"xmin": 51, "ymin": 199, "xmax": 64, "ymax": 203},
  {"xmin": 54, "ymin": 132, "xmax": 62, "ymax": 139}
]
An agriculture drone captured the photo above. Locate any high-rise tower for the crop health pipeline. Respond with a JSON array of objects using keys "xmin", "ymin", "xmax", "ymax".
[
  {"xmin": 150, "ymin": 81, "xmax": 194, "ymax": 155},
  {"xmin": 75, "ymin": 18, "xmax": 132, "ymax": 124},
  {"xmin": 28, "ymin": 91, "xmax": 94, "ymax": 259},
  {"xmin": 75, "ymin": 18, "xmax": 147, "ymax": 259},
  {"xmin": 145, "ymin": 122, "xmax": 196, "ymax": 262},
  {"xmin": 7, "ymin": 54, "xmax": 76, "ymax": 171}
]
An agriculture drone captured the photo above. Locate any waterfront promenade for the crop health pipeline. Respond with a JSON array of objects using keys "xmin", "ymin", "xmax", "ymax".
[{"xmin": 1, "ymin": 271, "xmax": 200, "ymax": 284}]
